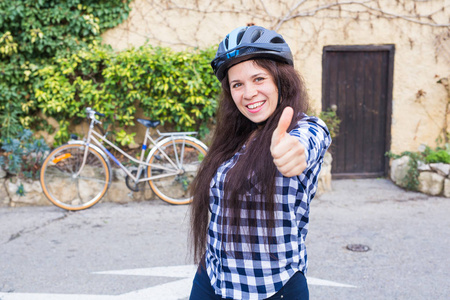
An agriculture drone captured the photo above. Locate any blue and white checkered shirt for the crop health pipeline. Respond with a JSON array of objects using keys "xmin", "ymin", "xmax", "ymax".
[{"xmin": 205, "ymin": 115, "xmax": 331, "ymax": 300}]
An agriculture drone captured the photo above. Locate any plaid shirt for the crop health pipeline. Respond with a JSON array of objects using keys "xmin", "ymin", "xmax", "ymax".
[{"xmin": 205, "ymin": 115, "xmax": 331, "ymax": 300}]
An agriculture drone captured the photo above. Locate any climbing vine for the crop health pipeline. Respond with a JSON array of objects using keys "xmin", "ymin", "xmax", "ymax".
[
  {"xmin": 0, "ymin": 0, "xmax": 132, "ymax": 139},
  {"xmin": 117, "ymin": 0, "xmax": 449, "ymax": 51}
]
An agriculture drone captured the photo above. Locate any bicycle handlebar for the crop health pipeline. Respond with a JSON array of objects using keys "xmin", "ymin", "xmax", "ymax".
[
  {"xmin": 85, "ymin": 107, "xmax": 104, "ymax": 125},
  {"xmin": 86, "ymin": 107, "xmax": 105, "ymax": 118}
]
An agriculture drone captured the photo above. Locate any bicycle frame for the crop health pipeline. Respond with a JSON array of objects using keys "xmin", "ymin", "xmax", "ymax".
[{"xmin": 75, "ymin": 116, "xmax": 198, "ymax": 185}]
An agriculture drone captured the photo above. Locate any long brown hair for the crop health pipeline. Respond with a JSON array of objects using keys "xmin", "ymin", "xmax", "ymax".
[{"xmin": 190, "ymin": 59, "xmax": 309, "ymax": 264}]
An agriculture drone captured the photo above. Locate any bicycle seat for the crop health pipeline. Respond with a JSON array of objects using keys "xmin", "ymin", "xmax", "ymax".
[{"xmin": 137, "ymin": 119, "xmax": 160, "ymax": 128}]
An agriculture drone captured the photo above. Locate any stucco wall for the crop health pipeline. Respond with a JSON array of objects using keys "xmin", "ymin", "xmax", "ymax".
[{"xmin": 102, "ymin": 0, "xmax": 450, "ymax": 154}]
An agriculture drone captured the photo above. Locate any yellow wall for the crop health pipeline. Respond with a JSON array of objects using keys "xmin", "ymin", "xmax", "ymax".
[{"xmin": 102, "ymin": 0, "xmax": 450, "ymax": 154}]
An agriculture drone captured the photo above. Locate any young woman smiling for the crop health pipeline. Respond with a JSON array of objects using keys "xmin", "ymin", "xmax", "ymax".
[
  {"xmin": 228, "ymin": 60, "xmax": 279, "ymax": 124},
  {"xmin": 189, "ymin": 25, "xmax": 332, "ymax": 300}
]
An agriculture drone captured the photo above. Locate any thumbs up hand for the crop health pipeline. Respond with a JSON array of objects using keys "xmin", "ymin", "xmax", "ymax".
[{"xmin": 270, "ymin": 107, "xmax": 307, "ymax": 177}]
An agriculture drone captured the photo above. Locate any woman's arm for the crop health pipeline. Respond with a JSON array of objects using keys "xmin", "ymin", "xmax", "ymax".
[{"xmin": 271, "ymin": 107, "xmax": 332, "ymax": 177}]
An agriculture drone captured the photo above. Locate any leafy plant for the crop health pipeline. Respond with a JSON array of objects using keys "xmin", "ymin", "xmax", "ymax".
[
  {"xmin": 319, "ymin": 109, "xmax": 341, "ymax": 140},
  {"xmin": 35, "ymin": 44, "xmax": 221, "ymax": 145},
  {"xmin": 387, "ymin": 144, "xmax": 450, "ymax": 191},
  {"xmin": 0, "ymin": 0, "xmax": 132, "ymax": 139},
  {"xmin": 1, "ymin": 1, "xmax": 220, "ymax": 148},
  {"xmin": 424, "ymin": 149, "xmax": 450, "ymax": 164},
  {"xmin": 0, "ymin": 128, "xmax": 50, "ymax": 195},
  {"xmin": 116, "ymin": 130, "xmax": 137, "ymax": 147},
  {"xmin": 308, "ymin": 108, "xmax": 341, "ymax": 139},
  {"xmin": 386, "ymin": 151, "xmax": 422, "ymax": 191}
]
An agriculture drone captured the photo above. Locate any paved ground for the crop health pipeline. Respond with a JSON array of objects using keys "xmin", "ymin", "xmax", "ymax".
[
  {"xmin": 307, "ymin": 179, "xmax": 450, "ymax": 299},
  {"xmin": 0, "ymin": 179, "xmax": 449, "ymax": 299}
]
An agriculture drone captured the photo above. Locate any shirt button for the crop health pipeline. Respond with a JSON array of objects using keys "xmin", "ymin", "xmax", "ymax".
[{"xmin": 281, "ymin": 296, "xmax": 284, "ymax": 299}]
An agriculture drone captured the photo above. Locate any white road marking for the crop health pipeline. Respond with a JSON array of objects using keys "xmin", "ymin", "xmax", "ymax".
[
  {"xmin": 0, "ymin": 264, "xmax": 356, "ymax": 299},
  {"xmin": 94, "ymin": 264, "xmax": 198, "ymax": 278},
  {"xmin": 0, "ymin": 294, "xmax": 115, "ymax": 300},
  {"xmin": 307, "ymin": 277, "xmax": 356, "ymax": 288}
]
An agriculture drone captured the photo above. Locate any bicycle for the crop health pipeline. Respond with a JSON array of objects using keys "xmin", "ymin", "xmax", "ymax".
[{"xmin": 40, "ymin": 107, "xmax": 208, "ymax": 211}]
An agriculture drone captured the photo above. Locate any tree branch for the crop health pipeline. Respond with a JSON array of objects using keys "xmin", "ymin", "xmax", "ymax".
[
  {"xmin": 275, "ymin": 0, "xmax": 450, "ymax": 30},
  {"xmin": 275, "ymin": 0, "xmax": 372, "ymax": 30}
]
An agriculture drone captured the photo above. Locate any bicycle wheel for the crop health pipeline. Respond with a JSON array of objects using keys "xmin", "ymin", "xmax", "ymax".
[
  {"xmin": 40, "ymin": 144, "xmax": 110, "ymax": 210},
  {"xmin": 147, "ymin": 138, "xmax": 207, "ymax": 204}
]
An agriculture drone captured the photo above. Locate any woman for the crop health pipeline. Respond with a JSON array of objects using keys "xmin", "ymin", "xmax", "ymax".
[{"xmin": 189, "ymin": 25, "xmax": 331, "ymax": 300}]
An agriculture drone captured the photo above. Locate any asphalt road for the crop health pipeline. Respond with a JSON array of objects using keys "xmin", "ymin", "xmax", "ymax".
[{"xmin": 0, "ymin": 179, "xmax": 449, "ymax": 299}]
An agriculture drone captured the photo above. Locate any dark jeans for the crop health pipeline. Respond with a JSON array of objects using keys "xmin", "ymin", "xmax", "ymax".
[{"xmin": 189, "ymin": 264, "xmax": 309, "ymax": 300}]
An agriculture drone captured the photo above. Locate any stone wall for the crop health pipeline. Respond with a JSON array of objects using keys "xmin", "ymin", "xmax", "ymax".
[
  {"xmin": 390, "ymin": 156, "xmax": 450, "ymax": 197},
  {"xmin": 0, "ymin": 167, "xmax": 156, "ymax": 208},
  {"xmin": 0, "ymin": 152, "xmax": 333, "ymax": 208}
]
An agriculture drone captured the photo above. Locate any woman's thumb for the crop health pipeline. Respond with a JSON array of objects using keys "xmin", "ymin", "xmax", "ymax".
[{"xmin": 272, "ymin": 107, "xmax": 294, "ymax": 145}]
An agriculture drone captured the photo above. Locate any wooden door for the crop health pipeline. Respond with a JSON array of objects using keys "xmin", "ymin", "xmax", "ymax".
[{"xmin": 322, "ymin": 45, "xmax": 394, "ymax": 178}]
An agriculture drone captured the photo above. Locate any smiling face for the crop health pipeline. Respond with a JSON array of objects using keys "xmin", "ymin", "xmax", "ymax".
[{"xmin": 228, "ymin": 60, "xmax": 278, "ymax": 124}]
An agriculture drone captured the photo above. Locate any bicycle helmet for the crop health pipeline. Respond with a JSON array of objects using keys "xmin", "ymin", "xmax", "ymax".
[{"xmin": 211, "ymin": 26, "xmax": 293, "ymax": 81}]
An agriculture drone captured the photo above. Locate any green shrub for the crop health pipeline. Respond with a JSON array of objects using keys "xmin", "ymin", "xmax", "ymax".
[
  {"xmin": 387, "ymin": 144, "xmax": 450, "ymax": 191},
  {"xmin": 319, "ymin": 109, "xmax": 341, "ymax": 140},
  {"xmin": 0, "ymin": 128, "xmax": 50, "ymax": 195},
  {"xmin": 307, "ymin": 108, "xmax": 341, "ymax": 140},
  {"xmin": 34, "ymin": 43, "xmax": 221, "ymax": 145},
  {"xmin": 424, "ymin": 149, "xmax": 450, "ymax": 164},
  {"xmin": 0, "ymin": 0, "xmax": 132, "ymax": 139},
  {"xmin": 1, "ymin": 1, "xmax": 221, "ymax": 148}
]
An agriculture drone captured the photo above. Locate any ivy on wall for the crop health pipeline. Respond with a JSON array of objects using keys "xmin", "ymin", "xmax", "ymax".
[
  {"xmin": 0, "ymin": 0, "xmax": 132, "ymax": 140},
  {"xmin": 0, "ymin": 0, "xmax": 221, "ymax": 147}
]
